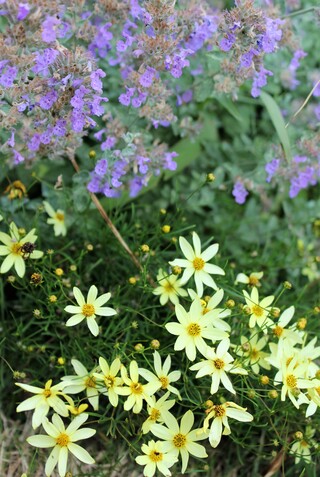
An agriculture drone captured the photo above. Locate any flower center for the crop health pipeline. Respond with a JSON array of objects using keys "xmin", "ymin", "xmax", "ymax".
[
  {"xmin": 315, "ymin": 387, "xmax": 320, "ymax": 396},
  {"xmin": 55, "ymin": 212, "xmax": 64, "ymax": 221},
  {"xmin": 249, "ymin": 276, "xmax": 259, "ymax": 286},
  {"xmin": 104, "ymin": 375, "xmax": 115, "ymax": 388},
  {"xmin": 150, "ymin": 408, "xmax": 161, "ymax": 421},
  {"xmin": 173, "ymin": 433, "xmax": 186, "ymax": 448},
  {"xmin": 11, "ymin": 242, "xmax": 22, "ymax": 255},
  {"xmin": 273, "ymin": 325, "xmax": 284, "ymax": 337},
  {"xmin": 149, "ymin": 450, "xmax": 163, "ymax": 462},
  {"xmin": 82, "ymin": 304, "xmax": 95, "ymax": 317},
  {"xmin": 43, "ymin": 389, "xmax": 51, "ymax": 397},
  {"xmin": 159, "ymin": 376, "xmax": 169, "ymax": 389},
  {"xmin": 252, "ymin": 304, "xmax": 264, "ymax": 317},
  {"xmin": 187, "ymin": 322, "xmax": 201, "ymax": 337},
  {"xmin": 213, "ymin": 358, "xmax": 225, "ymax": 370},
  {"xmin": 193, "ymin": 257, "xmax": 205, "ymax": 271},
  {"xmin": 85, "ymin": 376, "xmax": 96, "ymax": 388},
  {"xmin": 250, "ymin": 348, "xmax": 259, "ymax": 360},
  {"xmin": 164, "ymin": 282, "xmax": 174, "ymax": 292},
  {"xmin": 286, "ymin": 374, "xmax": 297, "ymax": 388},
  {"xmin": 130, "ymin": 382, "xmax": 143, "ymax": 394},
  {"xmin": 56, "ymin": 433, "xmax": 70, "ymax": 447},
  {"xmin": 214, "ymin": 404, "xmax": 226, "ymax": 417}
]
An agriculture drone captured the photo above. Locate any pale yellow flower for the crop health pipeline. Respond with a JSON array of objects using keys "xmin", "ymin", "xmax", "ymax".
[
  {"xmin": 16, "ymin": 379, "xmax": 68, "ymax": 429},
  {"xmin": 190, "ymin": 339, "xmax": 247, "ymax": 394},
  {"xmin": 142, "ymin": 392, "xmax": 176, "ymax": 434},
  {"xmin": 64, "ymin": 285, "xmax": 116, "ymax": 336},
  {"xmin": 27, "ymin": 413, "xmax": 95, "ymax": 477},
  {"xmin": 274, "ymin": 357, "xmax": 315, "ymax": 408},
  {"xmin": 139, "ymin": 351, "xmax": 181, "ymax": 399},
  {"xmin": 237, "ymin": 333, "xmax": 270, "ymax": 374},
  {"xmin": 150, "ymin": 409, "xmax": 208, "ymax": 473},
  {"xmin": 61, "ymin": 360, "xmax": 100, "ymax": 411},
  {"xmin": 153, "ymin": 268, "xmax": 187, "ymax": 305},
  {"xmin": 43, "ymin": 201, "xmax": 67, "ymax": 237},
  {"xmin": 136, "ymin": 440, "xmax": 178, "ymax": 477},
  {"xmin": 235, "ymin": 272, "xmax": 263, "ymax": 287},
  {"xmin": 243, "ymin": 287, "xmax": 274, "ymax": 331},
  {"xmin": 169, "ymin": 232, "xmax": 225, "ymax": 297},
  {"xmin": 0, "ymin": 222, "xmax": 43, "ymax": 277},
  {"xmin": 270, "ymin": 306, "xmax": 302, "ymax": 345},
  {"xmin": 93, "ymin": 357, "xmax": 123, "ymax": 407},
  {"xmin": 203, "ymin": 401, "xmax": 253, "ymax": 448},
  {"xmin": 117, "ymin": 361, "xmax": 160, "ymax": 413},
  {"xmin": 165, "ymin": 301, "xmax": 228, "ymax": 361}
]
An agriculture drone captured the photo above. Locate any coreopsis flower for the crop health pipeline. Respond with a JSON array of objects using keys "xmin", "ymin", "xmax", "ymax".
[
  {"xmin": 289, "ymin": 438, "xmax": 312, "ymax": 465},
  {"xmin": 139, "ymin": 351, "xmax": 181, "ymax": 399},
  {"xmin": 0, "ymin": 222, "xmax": 43, "ymax": 277},
  {"xmin": 270, "ymin": 306, "xmax": 302, "ymax": 345},
  {"xmin": 235, "ymin": 271, "xmax": 263, "ymax": 287},
  {"xmin": 135, "ymin": 440, "xmax": 178, "ymax": 477},
  {"xmin": 165, "ymin": 302, "xmax": 228, "ymax": 361},
  {"xmin": 64, "ymin": 396, "xmax": 89, "ymax": 416},
  {"xmin": 27, "ymin": 413, "xmax": 96, "ymax": 477},
  {"xmin": 142, "ymin": 392, "xmax": 176, "ymax": 434},
  {"xmin": 153, "ymin": 268, "xmax": 188, "ymax": 305},
  {"xmin": 16, "ymin": 379, "xmax": 69, "ymax": 429},
  {"xmin": 117, "ymin": 360, "xmax": 160, "ymax": 413},
  {"xmin": 93, "ymin": 357, "xmax": 123, "ymax": 407},
  {"xmin": 299, "ymin": 386, "xmax": 320, "ymax": 417},
  {"xmin": 274, "ymin": 356, "xmax": 315, "ymax": 408},
  {"xmin": 203, "ymin": 401, "xmax": 253, "ymax": 448},
  {"xmin": 61, "ymin": 360, "xmax": 100, "ymax": 411},
  {"xmin": 237, "ymin": 333, "xmax": 270, "ymax": 374},
  {"xmin": 150, "ymin": 410, "xmax": 208, "ymax": 473},
  {"xmin": 188, "ymin": 288, "xmax": 231, "ymax": 332},
  {"xmin": 43, "ymin": 201, "xmax": 67, "ymax": 237},
  {"xmin": 64, "ymin": 285, "xmax": 116, "ymax": 336},
  {"xmin": 169, "ymin": 232, "xmax": 225, "ymax": 297},
  {"xmin": 190, "ymin": 339, "xmax": 247, "ymax": 394},
  {"xmin": 243, "ymin": 287, "xmax": 275, "ymax": 331}
]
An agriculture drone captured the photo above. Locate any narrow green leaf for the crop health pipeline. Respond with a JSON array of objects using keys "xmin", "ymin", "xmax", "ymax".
[
  {"xmin": 215, "ymin": 96, "xmax": 243, "ymax": 122},
  {"xmin": 260, "ymin": 91, "xmax": 292, "ymax": 162}
]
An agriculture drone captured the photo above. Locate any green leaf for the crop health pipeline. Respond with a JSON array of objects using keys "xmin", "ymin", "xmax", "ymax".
[
  {"xmin": 72, "ymin": 171, "xmax": 91, "ymax": 212},
  {"xmin": 215, "ymin": 96, "xmax": 243, "ymax": 122},
  {"xmin": 260, "ymin": 91, "xmax": 292, "ymax": 162}
]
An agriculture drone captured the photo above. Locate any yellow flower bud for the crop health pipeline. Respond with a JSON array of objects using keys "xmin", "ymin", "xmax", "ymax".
[
  {"xmin": 260, "ymin": 375, "xmax": 269, "ymax": 385},
  {"xmin": 55, "ymin": 268, "xmax": 64, "ymax": 276},
  {"xmin": 162, "ymin": 225, "xmax": 171, "ymax": 233},
  {"xmin": 140, "ymin": 244, "xmax": 150, "ymax": 253},
  {"xmin": 172, "ymin": 266, "xmax": 181, "ymax": 275},
  {"xmin": 150, "ymin": 339, "xmax": 160, "ymax": 349},
  {"xmin": 206, "ymin": 173, "xmax": 215, "ymax": 182}
]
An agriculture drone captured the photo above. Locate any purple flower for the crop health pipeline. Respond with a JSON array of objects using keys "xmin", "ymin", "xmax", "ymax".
[
  {"xmin": 71, "ymin": 110, "xmax": 86, "ymax": 133},
  {"xmin": 0, "ymin": 66, "xmax": 18, "ymax": 87},
  {"xmin": 232, "ymin": 181, "xmax": 248, "ymax": 204},
  {"xmin": 139, "ymin": 66, "xmax": 156, "ymax": 88},
  {"xmin": 118, "ymin": 87, "xmax": 136, "ymax": 106},
  {"xmin": 90, "ymin": 69, "xmax": 106, "ymax": 92},
  {"xmin": 17, "ymin": 3, "xmax": 30, "ymax": 21},
  {"xmin": 27, "ymin": 134, "xmax": 41, "ymax": 152},
  {"xmin": 39, "ymin": 90, "xmax": 58, "ymax": 110},
  {"xmin": 7, "ymin": 131, "xmax": 15, "ymax": 147},
  {"xmin": 260, "ymin": 18, "xmax": 284, "ymax": 53},
  {"xmin": 40, "ymin": 127, "xmax": 53, "ymax": 145},
  {"xmin": 265, "ymin": 159, "xmax": 280, "ymax": 182},
  {"xmin": 240, "ymin": 49, "xmax": 258, "ymax": 68},
  {"xmin": 101, "ymin": 136, "xmax": 116, "ymax": 150},
  {"xmin": 53, "ymin": 119, "xmax": 67, "ymax": 137},
  {"xmin": 42, "ymin": 15, "xmax": 60, "ymax": 43},
  {"xmin": 33, "ymin": 48, "xmax": 59, "ymax": 75},
  {"xmin": 163, "ymin": 151, "xmax": 178, "ymax": 171},
  {"xmin": 13, "ymin": 149, "xmax": 25, "ymax": 164},
  {"xmin": 219, "ymin": 33, "xmax": 236, "ymax": 52},
  {"xmin": 87, "ymin": 176, "xmax": 101, "ymax": 193},
  {"xmin": 95, "ymin": 159, "xmax": 108, "ymax": 176},
  {"xmin": 251, "ymin": 67, "xmax": 273, "ymax": 97}
]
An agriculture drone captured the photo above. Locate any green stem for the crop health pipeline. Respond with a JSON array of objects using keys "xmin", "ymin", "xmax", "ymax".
[{"xmin": 281, "ymin": 6, "xmax": 317, "ymax": 18}]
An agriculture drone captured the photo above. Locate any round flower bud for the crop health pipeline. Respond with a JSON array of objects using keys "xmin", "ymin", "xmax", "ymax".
[
  {"xmin": 172, "ymin": 266, "xmax": 181, "ymax": 275},
  {"xmin": 57, "ymin": 357, "xmax": 65, "ymax": 365},
  {"xmin": 55, "ymin": 268, "xmax": 64, "ymax": 276},
  {"xmin": 89, "ymin": 150, "xmax": 96, "ymax": 158},
  {"xmin": 294, "ymin": 431, "xmax": 303, "ymax": 440},
  {"xmin": 134, "ymin": 343, "xmax": 145, "ymax": 353},
  {"xmin": 160, "ymin": 208, "xmax": 166, "ymax": 215},
  {"xmin": 129, "ymin": 276, "xmax": 137, "ymax": 285},
  {"xmin": 162, "ymin": 225, "xmax": 171, "ymax": 233},
  {"xmin": 86, "ymin": 244, "xmax": 94, "ymax": 251},
  {"xmin": 150, "ymin": 339, "xmax": 160, "ymax": 349},
  {"xmin": 49, "ymin": 295, "xmax": 57, "ymax": 303},
  {"xmin": 226, "ymin": 299, "xmax": 235, "ymax": 308},
  {"xmin": 297, "ymin": 317, "xmax": 307, "ymax": 330},
  {"xmin": 206, "ymin": 173, "xmax": 215, "ymax": 182},
  {"xmin": 205, "ymin": 400, "xmax": 213, "ymax": 408},
  {"xmin": 260, "ymin": 375, "xmax": 269, "ymax": 385},
  {"xmin": 283, "ymin": 281, "xmax": 292, "ymax": 289},
  {"xmin": 268, "ymin": 390, "xmax": 278, "ymax": 399},
  {"xmin": 30, "ymin": 272, "xmax": 43, "ymax": 285},
  {"xmin": 247, "ymin": 389, "xmax": 256, "ymax": 399},
  {"xmin": 140, "ymin": 244, "xmax": 150, "ymax": 253}
]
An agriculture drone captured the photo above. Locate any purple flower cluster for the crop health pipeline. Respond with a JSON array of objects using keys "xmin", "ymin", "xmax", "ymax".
[{"xmin": 232, "ymin": 181, "xmax": 249, "ymax": 204}]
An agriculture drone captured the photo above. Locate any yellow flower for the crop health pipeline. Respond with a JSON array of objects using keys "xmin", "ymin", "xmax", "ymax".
[
  {"xmin": 27, "ymin": 413, "xmax": 95, "ymax": 477},
  {"xmin": 136, "ymin": 440, "xmax": 178, "ymax": 477},
  {"xmin": 61, "ymin": 360, "xmax": 100, "ymax": 411},
  {"xmin": 243, "ymin": 287, "xmax": 274, "ymax": 331},
  {"xmin": 165, "ymin": 301, "xmax": 228, "ymax": 361},
  {"xmin": 235, "ymin": 271, "xmax": 263, "ymax": 287},
  {"xmin": 43, "ymin": 201, "xmax": 67, "ymax": 237},
  {"xmin": 116, "ymin": 361, "xmax": 160, "ymax": 414},
  {"xmin": 93, "ymin": 357, "xmax": 124, "ymax": 407},
  {"xmin": 204, "ymin": 401, "xmax": 253, "ymax": 448},
  {"xmin": 141, "ymin": 392, "xmax": 176, "ymax": 434},
  {"xmin": 0, "ymin": 222, "xmax": 43, "ymax": 277},
  {"xmin": 153, "ymin": 268, "xmax": 188, "ymax": 306},
  {"xmin": 64, "ymin": 285, "xmax": 116, "ymax": 336},
  {"xmin": 16, "ymin": 379, "xmax": 69, "ymax": 429},
  {"xmin": 150, "ymin": 410, "xmax": 208, "ymax": 473},
  {"xmin": 169, "ymin": 232, "xmax": 225, "ymax": 297}
]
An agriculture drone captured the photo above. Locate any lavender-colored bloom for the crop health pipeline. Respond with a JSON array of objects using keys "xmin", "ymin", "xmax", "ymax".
[
  {"xmin": 251, "ymin": 67, "xmax": 273, "ymax": 97},
  {"xmin": 265, "ymin": 159, "xmax": 280, "ymax": 182},
  {"xmin": 17, "ymin": 3, "xmax": 30, "ymax": 21},
  {"xmin": 95, "ymin": 159, "xmax": 108, "ymax": 176},
  {"xmin": 0, "ymin": 60, "xmax": 9, "ymax": 73},
  {"xmin": 287, "ymin": 50, "xmax": 307, "ymax": 90},
  {"xmin": 53, "ymin": 119, "xmax": 67, "ymax": 137},
  {"xmin": 129, "ymin": 177, "xmax": 144, "ymax": 197},
  {"xmin": 312, "ymin": 80, "xmax": 320, "ymax": 97},
  {"xmin": 260, "ymin": 18, "xmax": 284, "ymax": 53},
  {"xmin": 13, "ymin": 149, "xmax": 25, "ymax": 164},
  {"xmin": 40, "ymin": 127, "xmax": 53, "ymax": 145},
  {"xmin": 289, "ymin": 166, "xmax": 317, "ymax": 198},
  {"xmin": 137, "ymin": 156, "xmax": 150, "ymax": 174},
  {"xmin": 232, "ymin": 181, "xmax": 248, "ymax": 204},
  {"xmin": 71, "ymin": 110, "xmax": 86, "ymax": 133},
  {"xmin": 118, "ymin": 87, "xmax": 136, "ymax": 106},
  {"xmin": 42, "ymin": 15, "xmax": 60, "ymax": 42},
  {"xmin": 101, "ymin": 136, "xmax": 116, "ymax": 150},
  {"xmin": 90, "ymin": 69, "xmax": 106, "ymax": 92},
  {"xmin": 219, "ymin": 33, "xmax": 236, "ymax": 52},
  {"xmin": 89, "ymin": 23, "xmax": 113, "ymax": 58},
  {"xmin": 27, "ymin": 134, "xmax": 41, "ymax": 151},
  {"xmin": 139, "ymin": 66, "xmax": 156, "ymax": 88},
  {"xmin": 90, "ymin": 96, "xmax": 108, "ymax": 116},
  {"xmin": 87, "ymin": 176, "xmax": 101, "ymax": 193},
  {"xmin": 32, "ymin": 48, "xmax": 59, "ymax": 75},
  {"xmin": 0, "ymin": 66, "xmax": 18, "ymax": 87},
  {"xmin": 163, "ymin": 151, "xmax": 178, "ymax": 171},
  {"xmin": 39, "ymin": 90, "xmax": 58, "ymax": 110},
  {"xmin": 293, "ymin": 155, "xmax": 308, "ymax": 163},
  {"xmin": 240, "ymin": 49, "xmax": 258, "ymax": 68}
]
